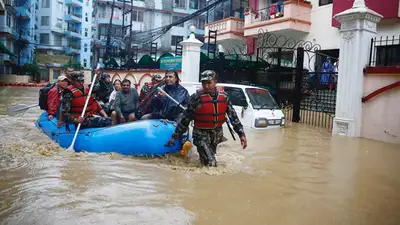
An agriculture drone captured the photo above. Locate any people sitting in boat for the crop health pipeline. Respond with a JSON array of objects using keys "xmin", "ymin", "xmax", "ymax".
[
  {"xmin": 141, "ymin": 69, "xmax": 189, "ymax": 123},
  {"xmin": 111, "ymin": 79, "xmax": 139, "ymax": 125},
  {"xmin": 61, "ymin": 72, "xmax": 112, "ymax": 129},
  {"xmin": 47, "ymin": 74, "xmax": 69, "ymax": 123},
  {"xmin": 96, "ymin": 73, "xmax": 114, "ymax": 103},
  {"xmin": 64, "ymin": 67, "xmax": 74, "ymax": 81},
  {"xmin": 136, "ymin": 74, "xmax": 164, "ymax": 119},
  {"xmin": 108, "ymin": 79, "xmax": 122, "ymax": 114}
]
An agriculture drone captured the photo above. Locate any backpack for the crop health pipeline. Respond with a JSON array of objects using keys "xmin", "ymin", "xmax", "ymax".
[{"xmin": 38, "ymin": 82, "xmax": 57, "ymax": 110}]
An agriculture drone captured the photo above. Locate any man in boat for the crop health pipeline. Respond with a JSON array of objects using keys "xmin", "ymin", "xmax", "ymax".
[
  {"xmin": 61, "ymin": 71, "xmax": 112, "ymax": 129},
  {"xmin": 136, "ymin": 74, "xmax": 164, "ymax": 119},
  {"xmin": 64, "ymin": 67, "xmax": 74, "ymax": 81},
  {"xmin": 141, "ymin": 69, "xmax": 189, "ymax": 123},
  {"xmin": 47, "ymin": 74, "xmax": 69, "ymax": 124},
  {"xmin": 111, "ymin": 79, "xmax": 139, "ymax": 125},
  {"xmin": 166, "ymin": 70, "xmax": 248, "ymax": 167}
]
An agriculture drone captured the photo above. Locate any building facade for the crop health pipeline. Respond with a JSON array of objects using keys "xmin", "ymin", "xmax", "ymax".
[
  {"xmin": 205, "ymin": 0, "xmax": 400, "ymax": 67},
  {"xmin": 0, "ymin": 0, "xmax": 38, "ymax": 74},
  {"xmin": 35, "ymin": 0, "xmax": 92, "ymax": 75},
  {"xmin": 91, "ymin": 0, "xmax": 206, "ymax": 68}
]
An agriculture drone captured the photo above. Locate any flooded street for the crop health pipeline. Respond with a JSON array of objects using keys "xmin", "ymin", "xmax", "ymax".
[{"xmin": 1, "ymin": 86, "xmax": 400, "ymax": 225}]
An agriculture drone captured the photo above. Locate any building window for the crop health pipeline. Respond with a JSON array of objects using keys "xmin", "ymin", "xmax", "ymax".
[
  {"xmin": 42, "ymin": 0, "xmax": 50, "ymax": 8},
  {"xmin": 132, "ymin": 10, "xmax": 144, "ymax": 22},
  {"xmin": 171, "ymin": 35, "xmax": 184, "ymax": 46},
  {"xmin": 319, "ymin": 0, "xmax": 333, "ymax": 6},
  {"xmin": 6, "ymin": 13, "xmax": 11, "ymax": 27},
  {"xmin": 190, "ymin": 0, "xmax": 206, "ymax": 9},
  {"xmin": 41, "ymin": 16, "xmax": 50, "ymax": 26},
  {"xmin": 54, "ymin": 35, "xmax": 62, "ymax": 46},
  {"xmin": 56, "ymin": 19, "xmax": 63, "ymax": 29},
  {"xmin": 172, "ymin": 16, "xmax": 184, "ymax": 27},
  {"xmin": 193, "ymin": 17, "xmax": 205, "ymax": 29},
  {"xmin": 376, "ymin": 45, "xmax": 400, "ymax": 66},
  {"xmin": 174, "ymin": 0, "xmax": 186, "ymax": 8},
  {"xmin": 40, "ymin": 33, "xmax": 50, "ymax": 44}
]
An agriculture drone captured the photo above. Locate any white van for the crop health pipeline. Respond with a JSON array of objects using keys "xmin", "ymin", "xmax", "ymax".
[{"xmin": 180, "ymin": 82, "xmax": 285, "ymax": 130}]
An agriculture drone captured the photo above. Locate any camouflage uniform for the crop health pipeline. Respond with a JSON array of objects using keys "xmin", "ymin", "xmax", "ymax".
[
  {"xmin": 136, "ymin": 75, "xmax": 164, "ymax": 119},
  {"xmin": 61, "ymin": 72, "xmax": 112, "ymax": 129},
  {"xmin": 171, "ymin": 72, "xmax": 246, "ymax": 167}
]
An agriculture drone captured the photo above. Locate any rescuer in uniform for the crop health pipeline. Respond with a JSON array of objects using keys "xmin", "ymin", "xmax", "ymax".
[
  {"xmin": 61, "ymin": 71, "xmax": 112, "ymax": 129},
  {"xmin": 167, "ymin": 70, "xmax": 247, "ymax": 167}
]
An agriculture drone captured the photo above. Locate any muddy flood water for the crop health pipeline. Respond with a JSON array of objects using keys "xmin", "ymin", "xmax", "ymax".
[{"xmin": 0, "ymin": 86, "xmax": 399, "ymax": 225}]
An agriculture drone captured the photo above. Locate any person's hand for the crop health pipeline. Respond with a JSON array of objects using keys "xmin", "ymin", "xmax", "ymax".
[
  {"xmin": 240, "ymin": 136, "xmax": 247, "ymax": 149},
  {"xmin": 166, "ymin": 138, "xmax": 175, "ymax": 146},
  {"xmin": 56, "ymin": 121, "xmax": 63, "ymax": 128},
  {"xmin": 48, "ymin": 115, "xmax": 53, "ymax": 120},
  {"xmin": 158, "ymin": 91, "xmax": 166, "ymax": 97},
  {"xmin": 77, "ymin": 116, "xmax": 84, "ymax": 124}
]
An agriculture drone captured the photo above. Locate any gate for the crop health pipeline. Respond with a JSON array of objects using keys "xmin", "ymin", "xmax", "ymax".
[
  {"xmin": 256, "ymin": 30, "xmax": 338, "ymax": 129},
  {"xmin": 203, "ymin": 29, "xmax": 338, "ymax": 129}
]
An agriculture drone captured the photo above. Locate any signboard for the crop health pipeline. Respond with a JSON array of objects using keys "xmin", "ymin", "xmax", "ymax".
[{"xmin": 160, "ymin": 56, "xmax": 182, "ymax": 70}]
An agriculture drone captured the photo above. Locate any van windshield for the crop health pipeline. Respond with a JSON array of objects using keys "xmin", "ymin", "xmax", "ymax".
[{"xmin": 245, "ymin": 88, "xmax": 280, "ymax": 110}]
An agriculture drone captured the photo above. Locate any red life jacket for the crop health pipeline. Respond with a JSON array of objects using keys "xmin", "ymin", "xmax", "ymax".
[
  {"xmin": 194, "ymin": 87, "xmax": 228, "ymax": 129},
  {"xmin": 68, "ymin": 85, "xmax": 96, "ymax": 118}
]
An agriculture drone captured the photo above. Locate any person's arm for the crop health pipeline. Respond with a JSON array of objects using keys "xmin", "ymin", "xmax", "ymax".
[
  {"xmin": 225, "ymin": 94, "xmax": 246, "ymax": 138},
  {"xmin": 132, "ymin": 88, "xmax": 139, "ymax": 111},
  {"xmin": 61, "ymin": 91, "xmax": 76, "ymax": 123},
  {"xmin": 115, "ymin": 92, "xmax": 122, "ymax": 115},
  {"xmin": 171, "ymin": 94, "xmax": 199, "ymax": 139}
]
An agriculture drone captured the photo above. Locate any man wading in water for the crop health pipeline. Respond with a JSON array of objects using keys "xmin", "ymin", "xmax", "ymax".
[{"xmin": 167, "ymin": 70, "xmax": 247, "ymax": 167}]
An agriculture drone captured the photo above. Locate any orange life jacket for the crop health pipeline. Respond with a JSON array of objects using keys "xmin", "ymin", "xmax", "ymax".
[
  {"xmin": 194, "ymin": 87, "xmax": 228, "ymax": 129},
  {"xmin": 68, "ymin": 85, "xmax": 96, "ymax": 118}
]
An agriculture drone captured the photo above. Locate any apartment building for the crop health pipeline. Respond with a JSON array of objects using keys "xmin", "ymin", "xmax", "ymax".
[
  {"xmin": 205, "ymin": 0, "xmax": 400, "ymax": 67},
  {"xmin": 0, "ymin": 0, "xmax": 38, "ymax": 74},
  {"xmin": 92, "ymin": 0, "xmax": 207, "ymax": 67},
  {"xmin": 35, "ymin": 0, "xmax": 92, "ymax": 74}
]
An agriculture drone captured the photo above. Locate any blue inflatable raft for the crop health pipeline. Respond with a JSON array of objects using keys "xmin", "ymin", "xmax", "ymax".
[{"xmin": 35, "ymin": 112, "xmax": 187, "ymax": 156}]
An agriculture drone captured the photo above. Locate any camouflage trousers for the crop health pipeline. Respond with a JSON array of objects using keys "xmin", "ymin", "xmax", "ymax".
[
  {"xmin": 192, "ymin": 126, "xmax": 224, "ymax": 167},
  {"xmin": 81, "ymin": 116, "xmax": 112, "ymax": 129}
]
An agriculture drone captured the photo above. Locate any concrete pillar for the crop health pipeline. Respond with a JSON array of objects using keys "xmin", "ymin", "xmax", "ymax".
[
  {"xmin": 332, "ymin": 0, "xmax": 383, "ymax": 137},
  {"xmin": 180, "ymin": 26, "xmax": 204, "ymax": 83}
]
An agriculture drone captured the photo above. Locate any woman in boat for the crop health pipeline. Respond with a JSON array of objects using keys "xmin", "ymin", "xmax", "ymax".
[{"xmin": 107, "ymin": 79, "xmax": 122, "ymax": 114}]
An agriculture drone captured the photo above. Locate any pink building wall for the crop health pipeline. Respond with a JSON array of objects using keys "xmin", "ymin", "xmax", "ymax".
[{"xmin": 362, "ymin": 69, "xmax": 400, "ymax": 145}]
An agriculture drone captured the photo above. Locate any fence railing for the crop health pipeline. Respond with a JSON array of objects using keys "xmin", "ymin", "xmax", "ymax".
[{"xmin": 369, "ymin": 35, "xmax": 400, "ymax": 67}]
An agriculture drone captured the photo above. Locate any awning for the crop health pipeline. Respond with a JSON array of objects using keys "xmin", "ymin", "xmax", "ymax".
[{"xmin": 0, "ymin": 42, "xmax": 15, "ymax": 56}]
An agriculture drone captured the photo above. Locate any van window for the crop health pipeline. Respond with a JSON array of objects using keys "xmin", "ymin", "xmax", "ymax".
[
  {"xmin": 245, "ymin": 88, "xmax": 279, "ymax": 110},
  {"xmin": 224, "ymin": 87, "xmax": 247, "ymax": 107}
]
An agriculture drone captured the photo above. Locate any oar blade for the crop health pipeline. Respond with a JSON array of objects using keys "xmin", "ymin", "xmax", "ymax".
[{"xmin": 7, "ymin": 104, "xmax": 30, "ymax": 116}]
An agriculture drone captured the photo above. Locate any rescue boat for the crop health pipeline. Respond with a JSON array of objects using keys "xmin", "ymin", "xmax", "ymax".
[{"xmin": 35, "ymin": 111, "xmax": 190, "ymax": 156}]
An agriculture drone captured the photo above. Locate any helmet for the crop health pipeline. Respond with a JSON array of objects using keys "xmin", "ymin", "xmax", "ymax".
[
  {"xmin": 200, "ymin": 70, "xmax": 217, "ymax": 81},
  {"xmin": 71, "ymin": 71, "xmax": 85, "ymax": 81}
]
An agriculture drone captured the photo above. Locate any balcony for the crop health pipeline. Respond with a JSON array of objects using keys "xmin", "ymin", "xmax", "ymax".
[
  {"xmin": 97, "ymin": 17, "xmax": 122, "ymax": 26},
  {"xmin": 4, "ymin": 0, "xmax": 16, "ymax": 14},
  {"xmin": 15, "ymin": 6, "xmax": 31, "ymax": 19},
  {"xmin": 205, "ymin": 17, "xmax": 246, "ymax": 44},
  {"xmin": 244, "ymin": 0, "xmax": 312, "ymax": 37},
  {"xmin": 64, "ymin": 0, "xmax": 83, "ymax": 7},
  {"xmin": 64, "ymin": 28, "xmax": 82, "ymax": 38},
  {"xmin": 0, "ymin": 26, "xmax": 18, "ymax": 38},
  {"xmin": 65, "ymin": 46, "xmax": 80, "ymax": 55},
  {"xmin": 64, "ymin": 13, "xmax": 82, "ymax": 23}
]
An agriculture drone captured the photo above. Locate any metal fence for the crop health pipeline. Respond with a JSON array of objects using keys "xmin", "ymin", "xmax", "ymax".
[{"xmin": 369, "ymin": 35, "xmax": 400, "ymax": 67}]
